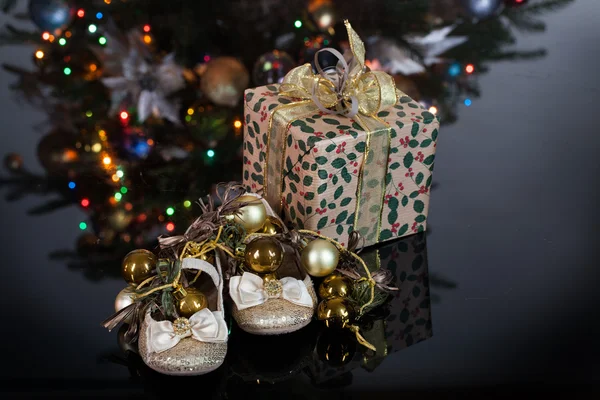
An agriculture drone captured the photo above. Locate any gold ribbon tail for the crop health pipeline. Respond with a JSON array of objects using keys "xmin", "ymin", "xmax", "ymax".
[{"xmin": 349, "ymin": 325, "xmax": 376, "ymax": 351}]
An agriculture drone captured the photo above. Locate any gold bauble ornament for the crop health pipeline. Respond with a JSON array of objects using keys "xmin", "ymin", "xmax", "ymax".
[
  {"xmin": 121, "ymin": 249, "xmax": 157, "ymax": 285},
  {"xmin": 114, "ymin": 285, "xmax": 137, "ymax": 313},
  {"xmin": 244, "ymin": 237, "xmax": 285, "ymax": 274},
  {"xmin": 301, "ymin": 239, "xmax": 339, "ymax": 277},
  {"xmin": 317, "ymin": 297, "xmax": 355, "ymax": 329},
  {"xmin": 232, "ymin": 194, "xmax": 267, "ymax": 233},
  {"xmin": 319, "ymin": 273, "xmax": 352, "ymax": 299},
  {"xmin": 200, "ymin": 56, "xmax": 249, "ymax": 107},
  {"xmin": 260, "ymin": 215, "xmax": 284, "ymax": 235},
  {"xmin": 177, "ymin": 287, "xmax": 208, "ymax": 318}
]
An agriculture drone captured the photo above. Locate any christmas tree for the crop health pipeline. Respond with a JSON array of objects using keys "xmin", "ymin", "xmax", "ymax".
[{"xmin": 0, "ymin": 0, "xmax": 572, "ymax": 275}]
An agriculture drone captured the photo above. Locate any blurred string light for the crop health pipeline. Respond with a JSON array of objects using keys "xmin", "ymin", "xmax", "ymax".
[
  {"xmin": 207, "ymin": 149, "xmax": 215, "ymax": 158},
  {"xmin": 88, "ymin": 24, "xmax": 97, "ymax": 33},
  {"xmin": 116, "ymin": 170, "xmax": 124, "ymax": 178},
  {"xmin": 448, "ymin": 62, "xmax": 461, "ymax": 77},
  {"xmin": 96, "ymin": 12, "xmax": 103, "ymax": 19},
  {"xmin": 114, "ymin": 192, "xmax": 122, "ymax": 201},
  {"xmin": 464, "ymin": 98, "xmax": 472, "ymax": 107},
  {"xmin": 63, "ymin": 67, "xmax": 72, "ymax": 75},
  {"xmin": 143, "ymin": 35, "xmax": 152, "ymax": 44},
  {"xmin": 85, "ymin": 110, "xmax": 93, "ymax": 117},
  {"xmin": 233, "ymin": 119, "xmax": 242, "ymax": 129},
  {"xmin": 80, "ymin": 198, "xmax": 90, "ymax": 207},
  {"xmin": 294, "ymin": 20, "xmax": 302, "ymax": 28},
  {"xmin": 77, "ymin": 9, "xmax": 85, "ymax": 18},
  {"xmin": 111, "ymin": 173, "xmax": 120, "ymax": 182},
  {"xmin": 166, "ymin": 222, "xmax": 175, "ymax": 232},
  {"xmin": 120, "ymin": 186, "xmax": 128, "ymax": 194},
  {"xmin": 68, "ymin": 181, "xmax": 76, "ymax": 189},
  {"xmin": 58, "ymin": 38, "xmax": 66, "ymax": 46},
  {"xmin": 183, "ymin": 200, "xmax": 191, "ymax": 208},
  {"xmin": 428, "ymin": 106, "xmax": 438, "ymax": 115},
  {"xmin": 98, "ymin": 36, "xmax": 107, "ymax": 45},
  {"xmin": 143, "ymin": 24, "xmax": 151, "ymax": 33},
  {"xmin": 35, "ymin": 50, "xmax": 44, "ymax": 59},
  {"xmin": 91, "ymin": 143, "xmax": 101, "ymax": 152},
  {"xmin": 42, "ymin": 32, "xmax": 50, "ymax": 40},
  {"xmin": 103, "ymin": 156, "xmax": 112, "ymax": 165},
  {"xmin": 79, "ymin": 221, "xmax": 87, "ymax": 230},
  {"xmin": 465, "ymin": 64, "xmax": 475, "ymax": 74},
  {"xmin": 120, "ymin": 111, "xmax": 129, "ymax": 120},
  {"xmin": 166, "ymin": 207, "xmax": 175, "ymax": 216}
]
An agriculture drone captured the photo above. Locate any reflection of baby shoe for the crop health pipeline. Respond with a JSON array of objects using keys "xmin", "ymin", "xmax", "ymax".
[
  {"xmin": 229, "ymin": 270, "xmax": 317, "ymax": 335},
  {"xmin": 138, "ymin": 258, "xmax": 228, "ymax": 375}
]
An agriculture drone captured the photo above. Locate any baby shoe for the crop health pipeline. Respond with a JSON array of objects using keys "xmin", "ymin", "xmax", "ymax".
[
  {"xmin": 138, "ymin": 258, "xmax": 228, "ymax": 375},
  {"xmin": 228, "ymin": 257, "xmax": 317, "ymax": 335}
]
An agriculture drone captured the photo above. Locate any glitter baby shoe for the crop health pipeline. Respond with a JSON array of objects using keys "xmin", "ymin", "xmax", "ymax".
[
  {"xmin": 229, "ymin": 258, "xmax": 317, "ymax": 335},
  {"xmin": 138, "ymin": 258, "xmax": 228, "ymax": 375}
]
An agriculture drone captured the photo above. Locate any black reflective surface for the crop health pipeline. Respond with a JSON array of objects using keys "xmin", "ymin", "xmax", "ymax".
[{"xmin": 1, "ymin": 0, "xmax": 599, "ymax": 396}]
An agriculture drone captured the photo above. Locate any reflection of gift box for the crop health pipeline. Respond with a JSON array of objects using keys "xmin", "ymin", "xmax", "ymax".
[
  {"xmin": 242, "ymin": 22, "xmax": 440, "ymax": 248},
  {"xmin": 379, "ymin": 233, "xmax": 432, "ymax": 351}
]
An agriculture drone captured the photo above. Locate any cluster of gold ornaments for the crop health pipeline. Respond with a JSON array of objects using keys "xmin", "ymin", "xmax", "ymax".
[
  {"xmin": 317, "ymin": 273, "xmax": 354, "ymax": 329},
  {"xmin": 116, "ymin": 249, "xmax": 208, "ymax": 318}
]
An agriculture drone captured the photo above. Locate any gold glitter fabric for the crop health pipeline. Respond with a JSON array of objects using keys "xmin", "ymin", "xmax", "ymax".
[
  {"xmin": 138, "ymin": 313, "xmax": 227, "ymax": 376},
  {"xmin": 231, "ymin": 275, "xmax": 317, "ymax": 335}
]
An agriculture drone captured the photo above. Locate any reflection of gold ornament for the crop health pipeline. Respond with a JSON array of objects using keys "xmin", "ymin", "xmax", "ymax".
[
  {"xmin": 114, "ymin": 285, "xmax": 136, "ymax": 313},
  {"xmin": 319, "ymin": 273, "xmax": 352, "ymax": 299},
  {"xmin": 260, "ymin": 216, "xmax": 284, "ymax": 235},
  {"xmin": 316, "ymin": 329, "xmax": 357, "ymax": 367},
  {"xmin": 121, "ymin": 249, "xmax": 157, "ymax": 284},
  {"xmin": 200, "ymin": 56, "xmax": 249, "ymax": 107},
  {"xmin": 232, "ymin": 194, "xmax": 267, "ymax": 233},
  {"xmin": 317, "ymin": 297, "xmax": 354, "ymax": 329},
  {"xmin": 244, "ymin": 237, "xmax": 284, "ymax": 273},
  {"xmin": 301, "ymin": 239, "xmax": 339, "ymax": 277},
  {"xmin": 177, "ymin": 287, "xmax": 208, "ymax": 318}
]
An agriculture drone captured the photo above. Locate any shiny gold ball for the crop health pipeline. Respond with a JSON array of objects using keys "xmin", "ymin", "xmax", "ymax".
[
  {"xmin": 121, "ymin": 249, "xmax": 157, "ymax": 285},
  {"xmin": 260, "ymin": 215, "xmax": 284, "ymax": 235},
  {"xmin": 177, "ymin": 287, "xmax": 208, "ymax": 318},
  {"xmin": 262, "ymin": 272, "xmax": 279, "ymax": 282},
  {"xmin": 115, "ymin": 285, "xmax": 136, "ymax": 313},
  {"xmin": 317, "ymin": 297, "xmax": 354, "ymax": 329},
  {"xmin": 319, "ymin": 273, "xmax": 352, "ymax": 299},
  {"xmin": 244, "ymin": 237, "xmax": 285, "ymax": 273},
  {"xmin": 200, "ymin": 56, "xmax": 249, "ymax": 107},
  {"xmin": 232, "ymin": 194, "xmax": 267, "ymax": 233},
  {"xmin": 301, "ymin": 239, "xmax": 339, "ymax": 277}
]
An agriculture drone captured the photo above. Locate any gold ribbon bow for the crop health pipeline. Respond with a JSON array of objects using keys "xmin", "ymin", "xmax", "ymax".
[{"xmin": 264, "ymin": 20, "xmax": 401, "ymax": 246}]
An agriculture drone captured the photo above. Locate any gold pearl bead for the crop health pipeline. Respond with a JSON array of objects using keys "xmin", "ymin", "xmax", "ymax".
[
  {"xmin": 121, "ymin": 249, "xmax": 157, "ymax": 284},
  {"xmin": 114, "ymin": 285, "xmax": 136, "ymax": 313},
  {"xmin": 319, "ymin": 273, "xmax": 352, "ymax": 299},
  {"xmin": 301, "ymin": 239, "xmax": 339, "ymax": 277},
  {"xmin": 317, "ymin": 297, "xmax": 354, "ymax": 329},
  {"xmin": 260, "ymin": 215, "xmax": 284, "ymax": 235},
  {"xmin": 244, "ymin": 237, "xmax": 284, "ymax": 273},
  {"xmin": 232, "ymin": 194, "xmax": 267, "ymax": 233},
  {"xmin": 177, "ymin": 287, "xmax": 208, "ymax": 318}
]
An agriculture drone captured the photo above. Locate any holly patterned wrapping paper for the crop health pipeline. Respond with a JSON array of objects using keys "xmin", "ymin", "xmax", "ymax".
[{"xmin": 243, "ymin": 84, "xmax": 440, "ymax": 246}]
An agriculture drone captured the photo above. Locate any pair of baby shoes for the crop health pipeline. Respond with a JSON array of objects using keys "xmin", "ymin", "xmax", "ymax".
[{"xmin": 137, "ymin": 255, "xmax": 317, "ymax": 376}]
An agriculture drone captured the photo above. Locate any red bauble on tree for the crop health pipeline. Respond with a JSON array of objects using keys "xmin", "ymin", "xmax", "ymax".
[{"xmin": 504, "ymin": 0, "xmax": 528, "ymax": 7}]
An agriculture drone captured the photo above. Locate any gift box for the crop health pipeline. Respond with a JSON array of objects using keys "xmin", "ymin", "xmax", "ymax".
[{"xmin": 242, "ymin": 21, "xmax": 440, "ymax": 247}]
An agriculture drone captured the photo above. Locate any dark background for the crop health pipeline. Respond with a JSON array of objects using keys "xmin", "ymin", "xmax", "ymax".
[{"xmin": 0, "ymin": 0, "xmax": 599, "ymax": 396}]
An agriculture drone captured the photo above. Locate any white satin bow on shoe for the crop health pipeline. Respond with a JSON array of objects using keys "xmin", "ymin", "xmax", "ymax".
[
  {"xmin": 146, "ymin": 308, "xmax": 228, "ymax": 354},
  {"xmin": 229, "ymin": 272, "xmax": 313, "ymax": 310}
]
